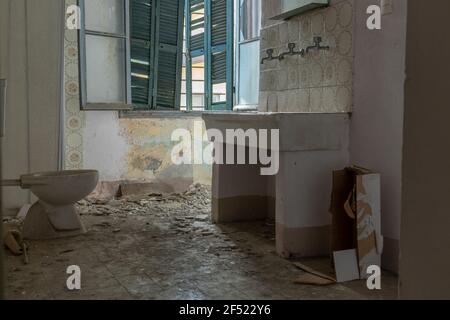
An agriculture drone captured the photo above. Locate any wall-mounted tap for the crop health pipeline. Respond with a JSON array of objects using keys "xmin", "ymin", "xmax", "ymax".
[
  {"xmin": 306, "ymin": 36, "xmax": 330, "ymax": 54},
  {"xmin": 261, "ymin": 49, "xmax": 278, "ymax": 64},
  {"xmin": 278, "ymin": 43, "xmax": 305, "ymax": 60}
]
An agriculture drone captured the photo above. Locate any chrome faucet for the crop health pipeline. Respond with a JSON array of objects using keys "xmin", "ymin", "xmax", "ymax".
[
  {"xmin": 278, "ymin": 43, "xmax": 305, "ymax": 60},
  {"xmin": 306, "ymin": 36, "xmax": 330, "ymax": 54}
]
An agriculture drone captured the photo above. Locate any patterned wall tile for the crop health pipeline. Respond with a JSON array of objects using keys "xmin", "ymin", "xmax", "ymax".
[{"xmin": 259, "ymin": 0, "xmax": 354, "ymax": 113}]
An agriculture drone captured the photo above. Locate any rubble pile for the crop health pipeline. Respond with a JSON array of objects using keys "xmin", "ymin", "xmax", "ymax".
[{"xmin": 76, "ymin": 183, "xmax": 214, "ymax": 236}]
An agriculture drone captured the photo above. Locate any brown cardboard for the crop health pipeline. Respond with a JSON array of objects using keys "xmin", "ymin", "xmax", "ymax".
[
  {"xmin": 292, "ymin": 261, "xmax": 336, "ymax": 286},
  {"xmin": 330, "ymin": 166, "xmax": 383, "ymax": 279},
  {"xmin": 293, "ymin": 166, "xmax": 382, "ymax": 285},
  {"xmin": 294, "ymin": 273, "xmax": 336, "ymax": 286}
]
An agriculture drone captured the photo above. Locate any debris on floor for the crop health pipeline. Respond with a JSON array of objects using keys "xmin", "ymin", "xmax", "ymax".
[
  {"xmin": 292, "ymin": 261, "xmax": 336, "ymax": 286},
  {"xmin": 4, "ymin": 183, "xmax": 398, "ymax": 300},
  {"xmin": 76, "ymin": 183, "xmax": 214, "ymax": 237},
  {"xmin": 3, "ymin": 223, "xmax": 30, "ymax": 265}
]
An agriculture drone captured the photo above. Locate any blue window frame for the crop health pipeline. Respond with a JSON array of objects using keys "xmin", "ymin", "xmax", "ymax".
[
  {"xmin": 130, "ymin": 0, "xmax": 185, "ymax": 110},
  {"xmin": 79, "ymin": 0, "xmax": 235, "ymax": 112},
  {"xmin": 185, "ymin": 0, "xmax": 234, "ymax": 111}
]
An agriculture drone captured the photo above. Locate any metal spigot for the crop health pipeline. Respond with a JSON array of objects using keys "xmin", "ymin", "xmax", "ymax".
[
  {"xmin": 261, "ymin": 49, "xmax": 276, "ymax": 64},
  {"xmin": 278, "ymin": 43, "xmax": 305, "ymax": 60},
  {"xmin": 306, "ymin": 36, "xmax": 330, "ymax": 54}
]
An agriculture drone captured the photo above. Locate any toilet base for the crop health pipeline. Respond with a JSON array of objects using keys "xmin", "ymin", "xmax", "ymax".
[{"xmin": 23, "ymin": 201, "xmax": 87, "ymax": 240}]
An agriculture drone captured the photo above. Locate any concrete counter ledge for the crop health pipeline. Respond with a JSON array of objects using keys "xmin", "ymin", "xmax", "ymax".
[{"xmin": 202, "ymin": 112, "xmax": 350, "ymax": 258}]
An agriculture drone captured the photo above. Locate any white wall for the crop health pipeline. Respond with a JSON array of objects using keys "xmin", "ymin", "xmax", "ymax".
[
  {"xmin": 83, "ymin": 112, "xmax": 128, "ymax": 181},
  {"xmin": 350, "ymin": 0, "xmax": 407, "ymax": 272},
  {"xmin": 0, "ymin": 0, "xmax": 30, "ymax": 214},
  {"xmin": 1, "ymin": 0, "xmax": 64, "ymax": 215}
]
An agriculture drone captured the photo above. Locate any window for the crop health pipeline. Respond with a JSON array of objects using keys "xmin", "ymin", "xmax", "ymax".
[
  {"xmin": 80, "ymin": 0, "xmax": 184, "ymax": 111},
  {"xmin": 79, "ymin": 0, "xmax": 131, "ymax": 109},
  {"xmin": 239, "ymin": 0, "xmax": 261, "ymax": 41},
  {"xmin": 130, "ymin": 0, "xmax": 185, "ymax": 110},
  {"xmin": 184, "ymin": 0, "xmax": 234, "ymax": 111},
  {"xmin": 79, "ymin": 0, "xmax": 237, "ymax": 112},
  {"xmin": 235, "ymin": 0, "xmax": 261, "ymax": 109}
]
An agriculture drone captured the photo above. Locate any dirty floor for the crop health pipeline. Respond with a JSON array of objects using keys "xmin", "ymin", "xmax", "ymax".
[{"xmin": 4, "ymin": 184, "xmax": 398, "ymax": 300}]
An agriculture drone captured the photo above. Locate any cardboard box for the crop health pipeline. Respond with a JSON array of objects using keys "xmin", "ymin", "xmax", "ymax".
[
  {"xmin": 293, "ymin": 166, "xmax": 383, "ymax": 285},
  {"xmin": 330, "ymin": 166, "xmax": 383, "ymax": 279}
]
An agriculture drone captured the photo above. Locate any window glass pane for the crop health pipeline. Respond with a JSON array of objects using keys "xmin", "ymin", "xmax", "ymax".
[
  {"xmin": 213, "ymin": 83, "xmax": 226, "ymax": 104},
  {"xmin": 239, "ymin": 0, "xmax": 261, "ymax": 41},
  {"xmin": 238, "ymin": 40, "xmax": 260, "ymax": 105},
  {"xmin": 86, "ymin": 34, "xmax": 126, "ymax": 103},
  {"xmin": 192, "ymin": 94, "xmax": 204, "ymax": 107},
  {"xmin": 85, "ymin": 0, "xmax": 125, "ymax": 35}
]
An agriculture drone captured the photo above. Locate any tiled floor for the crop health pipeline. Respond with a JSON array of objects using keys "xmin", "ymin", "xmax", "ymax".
[{"xmin": 4, "ymin": 185, "xmax": 398, "ymax": 300}]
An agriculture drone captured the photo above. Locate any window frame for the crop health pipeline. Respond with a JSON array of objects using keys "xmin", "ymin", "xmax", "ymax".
[
  {"xmin": 78, "ymin": 0, "xmax": 242, "ymax": 115},
  {"xmin": 234, "ymin": 0, "xmax": 261, "ymax": 111},
  {"xmin": 184, "ymin": 0, "xmax": 234, "ymax": 112},
  {"xmin": 78, "ymin": 0, "xmax": 132, "ymax": 111}
]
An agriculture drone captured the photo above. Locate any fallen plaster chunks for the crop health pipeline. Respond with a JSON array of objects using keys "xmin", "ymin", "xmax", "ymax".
[{"xmin": 77, "ymin": 183, "xmax": 212, "ymax": 233}]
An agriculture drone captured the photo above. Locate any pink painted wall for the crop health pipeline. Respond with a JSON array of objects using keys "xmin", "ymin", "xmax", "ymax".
[{"xmin": 351, "ymin": 0, "xmax": 407, "ymax": 272}]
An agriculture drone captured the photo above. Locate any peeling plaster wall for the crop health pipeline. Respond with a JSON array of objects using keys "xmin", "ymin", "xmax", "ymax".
[
  {"xmin": 83, "ymin": 112, "xmax": 211, "ymax": 192},
  {"xmin": 259, "ymin": 0, "xmax": 354, "ymax": 113},
  {"xmin": 64, "ymin": 0, "xmax": 211, "ymax": 191}
]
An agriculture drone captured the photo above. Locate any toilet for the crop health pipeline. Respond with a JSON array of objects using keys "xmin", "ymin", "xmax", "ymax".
[{"xmin": 2, "ymin": 170, "xmax": 98, "ymax": 240}]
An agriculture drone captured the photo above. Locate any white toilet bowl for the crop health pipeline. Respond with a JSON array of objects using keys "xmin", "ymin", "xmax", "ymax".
[{"xmin": 17, "ymin": 170, "xmax": 99, "ymax": 239}]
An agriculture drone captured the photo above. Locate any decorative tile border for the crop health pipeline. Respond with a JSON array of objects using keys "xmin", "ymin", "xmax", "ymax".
[{"xmin": 64, "ymin": 0, "xmax": 85, "ymax": 169}]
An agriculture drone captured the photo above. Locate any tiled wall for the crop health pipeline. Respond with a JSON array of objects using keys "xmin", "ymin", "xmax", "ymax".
[
  {"xmin": 259, "ymin": 0, "xmax": 354, "ymax": 113},
  {"xmin": 64, "ymin": 0, "xmax": 86, "ymax": 169}
]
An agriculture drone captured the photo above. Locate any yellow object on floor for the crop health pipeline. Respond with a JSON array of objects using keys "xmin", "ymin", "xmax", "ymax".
[{"xmin": 2, "ymin": 225, "xmax": 23, "ymax": 256}]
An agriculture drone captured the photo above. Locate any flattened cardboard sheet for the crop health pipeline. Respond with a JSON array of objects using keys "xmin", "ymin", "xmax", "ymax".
[{"xmin": 333, "ymin": 249, "xmax": 360, "ymax": 283}]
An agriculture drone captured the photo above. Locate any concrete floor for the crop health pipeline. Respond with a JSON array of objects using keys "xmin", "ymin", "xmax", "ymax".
[{"xmin": 4, "ymin": 185, "xmax": 398, "ymax": 300}]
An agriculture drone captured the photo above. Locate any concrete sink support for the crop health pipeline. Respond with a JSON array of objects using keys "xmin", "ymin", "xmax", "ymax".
[{"xmin": 202, "ymin": 112, "xmax": 350, "ymax": 258}]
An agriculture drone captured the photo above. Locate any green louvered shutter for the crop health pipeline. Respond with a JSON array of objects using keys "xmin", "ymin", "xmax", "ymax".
[
  {"xmin": 210, "ymin": 0, "xmax": 227, "ymax": 85},
  {"xmin": 185, "ymin": 0, "xmax": 206, "ymax": 110},
  {"xmin": 131, "ymin": 0, "xmax": 154, "ymax": 109},
  {"xmin": 131, "ymin": 0, "xmax": 184, "ymax": 110},
  {"xmin": 207, "ymin": 0, "xmax": 233, "ymax": 110},
  {"xmin": 185, "ymin": 0, "xmax": 233, "ymax": 111},
  {"xmin": 152, "ymin": 0, "xmax": 185, "ymax": 109}
]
